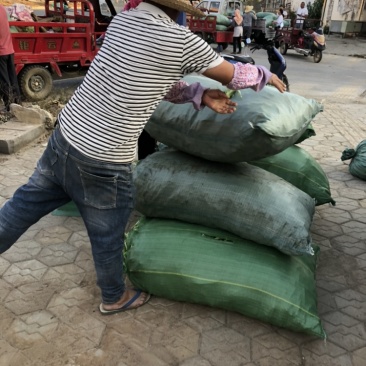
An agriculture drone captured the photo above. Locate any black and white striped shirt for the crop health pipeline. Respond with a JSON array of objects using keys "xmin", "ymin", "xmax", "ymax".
[{"xmin": 59, "ymin": 2, "xmax": 223, "ymax": 163}]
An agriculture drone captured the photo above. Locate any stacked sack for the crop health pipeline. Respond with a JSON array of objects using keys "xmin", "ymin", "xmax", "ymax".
[
  {"xmin": 206, "ymin": 13, "xmax": 232, "ymax": 31},
  {"xmin": 256, "ymin": 11, "xmax": 291, "ymax": 28},
  {"xmin": 125, "ymin": 75, "xmax": 331, "ymax": 338}
]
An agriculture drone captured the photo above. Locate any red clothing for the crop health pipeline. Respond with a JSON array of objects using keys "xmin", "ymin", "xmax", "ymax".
[{"xmin": 0, "ymin": 5, "xmax": 14, "ymax": 56}]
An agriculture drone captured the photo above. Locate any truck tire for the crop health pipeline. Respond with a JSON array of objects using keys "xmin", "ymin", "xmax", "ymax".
[
  {"xmin": 279, "ymin": 41, "xmax": 288, "ymax": 55},
  {"xmin": 19, "ymin": 65, "xmax": 53, "ymax": 101}
]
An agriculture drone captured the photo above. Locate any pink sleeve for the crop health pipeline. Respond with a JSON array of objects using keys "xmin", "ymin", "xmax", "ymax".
[
  {"xmin": 226, "ymin": 63, "xmax": 273, "ymax": 92},
  {"xmin": 163, "ymin": 81, "xmax": 208, "ymax": 111}
]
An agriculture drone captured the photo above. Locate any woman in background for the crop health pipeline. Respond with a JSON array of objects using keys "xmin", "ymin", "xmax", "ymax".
[
  {"xmin": 273, "ymin": 8, "xmax": 284, "ymax": 29},
  {"xmin": 229, "ymin": 9, "xmax": 244, "ymax": 55}
]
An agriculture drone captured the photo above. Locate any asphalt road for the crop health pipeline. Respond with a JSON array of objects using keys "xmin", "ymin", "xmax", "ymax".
[
  {"xmin": 49, "ymin": 45, "xmax": 366, "ymax": 104},
  {"xmin": 239, "ymin": 47, "xmax": 366, "ymax": 101}
]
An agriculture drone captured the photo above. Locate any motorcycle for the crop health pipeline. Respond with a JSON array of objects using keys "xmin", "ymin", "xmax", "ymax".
[
  {"xmin": 294, "ymin": 28, "xmax": 326, "ymax": 63},
  {"xmin": 277, "ymin": 21, "xmax": 326, "ymax": 63},
  {"xmin": 221, "ymin": 53, "xmax": 255, "ymax": 66},
  {"xmin": 250, "ymin": 33, "xmax": 290, "ymax": 92}
]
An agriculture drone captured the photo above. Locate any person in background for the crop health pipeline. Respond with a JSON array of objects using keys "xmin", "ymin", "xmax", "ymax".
[
  {"xmin": 0, "ymin": 5, "xmax": 21, "ymax": 112},
  {"xmin": 0, "ymin": 0, "xmax": 286, "ymax": 316},
  {"xmin": 295, "ymin": 1, "xmax": 308, "ymax": 29},
  {"xmin": 242, "ymin": 5, "xmax": 257, "ymax": 54},
  {"xmin": 229, "ymin": 9, "xmax": 244, "ymax": 55},
  {"xmin": 273, "ymin": 8, "xmax": 284, "ymax": 29}
]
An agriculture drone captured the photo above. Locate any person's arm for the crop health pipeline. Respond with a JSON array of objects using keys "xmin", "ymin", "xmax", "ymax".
[
  {"xmin": 163, "ymin": 81, "xmax": 205, "ymax": 110},
  {"xmin": 203, "ymin": 60, "xmax": 286, "ymax": 93},
  {"xmin": 182, "ymin": 32, "xmax": 285, "ymax": 95},
  {"xmin": 164, "ymin": 81, "xmax": 237, "ymax": 114},
  {"xmin": 227, "ymin": 19, "xmax": 234, "ymax": 30}
]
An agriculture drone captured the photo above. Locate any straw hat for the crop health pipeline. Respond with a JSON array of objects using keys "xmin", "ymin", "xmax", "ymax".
[
  {"xmin": 150, "ymin": 0, "xmax": 205, "ymax": 17},
  {"xmin": 244, "ymin": 5, "xmax": 254, "ymax": 13}
]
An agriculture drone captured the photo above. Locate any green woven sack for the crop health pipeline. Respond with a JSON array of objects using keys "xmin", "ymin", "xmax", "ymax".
[
  {"xmin": 134, "ymin": 149, "xmax": 315, "ymax": 256},
  {"xmin": 145, "ymin": 76, "xmax": 323, "ymax": 163},
  {"xmin": 295, "ymin": 123, "xmax": 316, "ymax": 144},
  {"xmin": 207, "ymin": 14, "xmax": 232, "ymax": 26},
  {"xmin": 256, "ymin": 12, "xmax": 277, "ymax": 26},
  {"xmin": 125, "ymin": 218, "xmax": 326, "ymax": 338},
  {"xmin": 52, "ymin": 201, "xmax": 81, "ymax": 217},
  {"xmin": 341, "ymin": 140, "xmax": 366, "ymax": 181},
  {"xmin": 249, "ymin": 145, "xmax": 336, "ymax": 206},
  {"xmin": 256, "ymin": 12, "xmax": 276, "ymax": 18},
  {"xmin": 216, "ymin": 24, "xmax": 228, "ymax": 31}
]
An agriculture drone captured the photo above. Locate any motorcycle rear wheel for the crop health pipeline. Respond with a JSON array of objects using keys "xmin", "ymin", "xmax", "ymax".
[
  {"xmin": 313, "ymin": 50, "xmax": 322, "ymax": 63},
  {"xmin": 282, "ymin": 74, "xmax": 290, "ymax": 92}
]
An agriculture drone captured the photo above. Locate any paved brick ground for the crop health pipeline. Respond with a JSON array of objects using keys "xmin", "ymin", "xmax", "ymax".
[
  {"xmin": 1, "ymin": 46, "xmax": 366, "ymax": 366},
  {"xmin": 323, "ymin": 34, "xmax": 366, "ymax": 58}
]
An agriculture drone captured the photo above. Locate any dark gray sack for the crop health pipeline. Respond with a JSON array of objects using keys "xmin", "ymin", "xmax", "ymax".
[
  {"xmin": 145, "ymin": 76, "xmax": 323, "ymax": 163},
  {"xmin": 134, "ymin": 150, "xmax": 316, "ymax": 256}
]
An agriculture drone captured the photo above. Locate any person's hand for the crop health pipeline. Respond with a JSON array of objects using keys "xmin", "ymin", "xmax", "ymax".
[
  {"xmin": 202, "ymin": 89, "xmax": 237, "ymax": 114},
  {"xmin": 268, "ymin": 74, "xmax": 287, "ymax": 93}
]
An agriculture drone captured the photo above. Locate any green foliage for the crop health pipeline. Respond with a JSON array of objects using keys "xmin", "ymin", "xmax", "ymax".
[{"xmin": 307, "ymin": 0, "xmax": 324, "ymax": 19}]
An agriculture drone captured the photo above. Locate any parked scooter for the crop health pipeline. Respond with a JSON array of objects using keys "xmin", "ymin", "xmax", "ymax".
[
  {"xmin": 250, "ymin": 33, "xmax": 290, "ymax": 92},
  {"xmin": 221, "ymin": 53, "xmax": 255, "ymax": 66}
]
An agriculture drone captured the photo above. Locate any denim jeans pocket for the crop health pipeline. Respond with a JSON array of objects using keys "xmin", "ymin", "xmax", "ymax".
[{"xmin": 79, "ymin": 168, "xmax": 118, "ymax": 209}]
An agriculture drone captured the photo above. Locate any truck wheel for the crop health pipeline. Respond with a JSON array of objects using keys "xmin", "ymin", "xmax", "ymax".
[
  {"xmin": 19, "ymin": 65, "xmax": 53, "ymax": 101},
  {"xmin": 279, "ymin": 41, "xmax": 288, "ymax": 55},
  {"xmin": 313, "ymin": 50, "xmax": 322, "ymax": 63},
  {"xmin": 218, "ymin": 42, "xmax": 228, "ymax": 51}
]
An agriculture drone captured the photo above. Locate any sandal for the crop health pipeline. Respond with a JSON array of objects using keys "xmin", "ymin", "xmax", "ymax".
[{"xmin": 99, "ymin": 289, "xmax": 151, "ymax": 315}]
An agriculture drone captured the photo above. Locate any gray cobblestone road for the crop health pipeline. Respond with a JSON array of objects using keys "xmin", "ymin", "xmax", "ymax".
[{"xmin": 1, "ymin": 50, "xmax": 366, "ymax": 365}]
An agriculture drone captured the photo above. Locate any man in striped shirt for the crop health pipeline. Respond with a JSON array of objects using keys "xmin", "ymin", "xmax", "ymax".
[{"xmin": 0, "ymin": 0, "xmax": 286, "ymax": 315}]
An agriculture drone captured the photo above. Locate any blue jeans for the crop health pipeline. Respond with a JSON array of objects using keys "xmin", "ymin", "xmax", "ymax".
[{"xmin": 0, "ymin": 126, "xmax": 134, "ymax": 304}]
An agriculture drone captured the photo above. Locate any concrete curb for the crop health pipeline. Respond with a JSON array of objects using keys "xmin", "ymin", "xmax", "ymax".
[{"xmin": 0, "ymin": 121, "xmax": 45, "ymax": 154}]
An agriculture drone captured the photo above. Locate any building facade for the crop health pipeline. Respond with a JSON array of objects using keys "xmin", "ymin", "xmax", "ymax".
[{"xmin": 322, "ymin": 0, "xmax": 366, "ymax": 35}]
